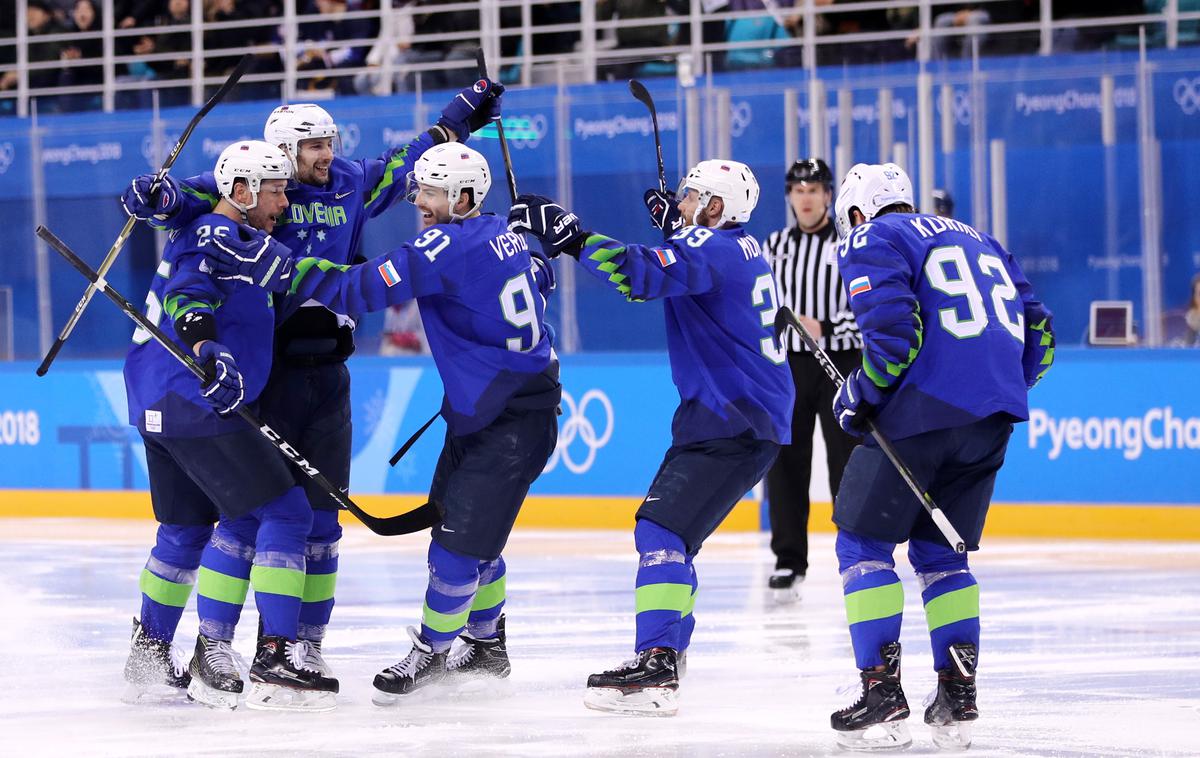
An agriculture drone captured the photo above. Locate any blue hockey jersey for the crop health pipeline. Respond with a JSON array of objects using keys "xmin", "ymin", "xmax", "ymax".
[
  {"xmin": 124, "ymin": 214, "xmax": 276, "ymax": 437},
  {"xmin": 169, "ymin": 132, "xmax": 437, "ymax": 321},
  {"xmin": 838, "ymin": 212, "xmax": 1055, "ymax": 441},
  {"xmin": 577, "ymin": 224, "xmax": 794, "ymax": 446},
  {"xmin": 283, "ymin": 214, "xmax": 557, "ymax": 435}
]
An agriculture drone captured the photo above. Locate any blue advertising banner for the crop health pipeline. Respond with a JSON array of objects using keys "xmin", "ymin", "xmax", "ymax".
[{"xmin": 2, "ymin": 349, "xmax": 1198, "ymax": 508}]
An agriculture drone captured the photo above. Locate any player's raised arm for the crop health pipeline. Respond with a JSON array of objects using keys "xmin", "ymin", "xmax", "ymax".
[
  {"xmin": 121, "ymin": 173, "xmax": 219, "ymax": 232},
  {"xmin": 507, "ymin": 194, "xmax": 721, "ymax": 302}
]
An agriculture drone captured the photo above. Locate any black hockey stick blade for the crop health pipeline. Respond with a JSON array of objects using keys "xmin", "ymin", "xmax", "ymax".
[
  {"xmin": 773, "ymin": 306, "xmax": 967, "ymax": 553},
  {"xmin": 35, "ymin": 54, "xmax": 255, "ymax": 378},
  {"xmin": 35, "ymin": 224, "xmax": 437, "ymax": 538},
  {"xmin": 628, "ymin": 79, "xmax": 667, "ymax": 194},
  {"xmin": 474, "ymin": 47, "xmax": 518, "ymax": 203}
]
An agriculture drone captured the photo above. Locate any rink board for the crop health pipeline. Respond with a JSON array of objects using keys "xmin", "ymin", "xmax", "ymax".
[{"xmin": 1, "ymin": 348, "xmax": 1198, "ymax": 539}]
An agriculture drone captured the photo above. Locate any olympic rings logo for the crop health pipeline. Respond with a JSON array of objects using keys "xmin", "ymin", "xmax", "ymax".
[
  {"xmin": 730, "ymin": 101, "xmax": 752, "ymax": 138},
  {"xmin": 1174, "ymin": 77, "xmax": 1200, "ymax": 116},
  {"xmin": 508, "ymin": 113, "xmax": 548, "ymax": 150},
  {"xmin": 339, "ymin": 122, "xmax": 362, "ymax": 156},
  {"xmin": 0, "ymin": 142, "xmax": 13, "ymax": 175},
  {"xmin": 543, "ymin": 388, "xmax": 614, "ymax": 475}
]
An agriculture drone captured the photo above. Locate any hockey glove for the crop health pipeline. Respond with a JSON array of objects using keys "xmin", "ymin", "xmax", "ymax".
[
  {"xmin": 122, "ymin": 174, "xmax": 182, "ymax": 223},
  {"xmin": 205, "ymin": 224, "xmax": 294, "ymax": 293},
  {"xmin": 832, "ymin": 367, "xmax": 886, "ymax": 436},
  {"xmin": 507, "ymin": 194, "xmax": 586, "ymax": 259},
  {"xmin": 197, "ymin": 341, "xmax": 244, "ymax": 416},
  {"xmin": 643, "ymin": 188, "xmax": 683, "ymax": 238},
  {"xmin": 435, "ymin": 78, "xmax": 504, "ymax": 143}
]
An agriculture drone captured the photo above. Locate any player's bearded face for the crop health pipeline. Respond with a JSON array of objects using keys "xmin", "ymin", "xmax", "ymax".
[
  {"xmin": 247, "ymin": 179, "xmax": 289, "ymax": 234},
  {"xmin": 789, "ymin": 181, "xmax": 830, "ymax": 232},
  {"xmin": 414, "ymin": 184, "xmax": 451, "ymax": 229},
  {"xmin": 296, "ymin": 138, "xmax": 334, "ymax": 186}
]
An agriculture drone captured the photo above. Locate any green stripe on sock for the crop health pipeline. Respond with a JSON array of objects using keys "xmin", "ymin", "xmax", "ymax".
[
  {"xmin": 301, "ymin": 572, "xmax": 337, "ymax": 604},
  {"xmin": 682, "ymin": 587, "xmax": 698, "ymax": 618},
  {"xmin": 423, "ymin": 603, "xmax": 470, "ymax": 634},
  {"xmin": 845, "ymin": 581, "xmax": 904, "ymax": 625},
  {"xmin": 197, "ymin": 566, "xmax": 250, "ymax": 606},
  {"xmin": 924, "ymin": 585, "xmax": 980, "ymax": 632},
  {"xmin": 635, "ymin": 583, "xmax": 693, "ymax": 614},
  {"xmin": 139, "ymin": 568, "xmax": 194, "ymax": 608},
  {"xmin": 471, "ymin": 575, "xmax": 506, "ymax": 611},
  {"xmin": 250, "ymin": 565, "xmax": 305, "ymax": 599}
]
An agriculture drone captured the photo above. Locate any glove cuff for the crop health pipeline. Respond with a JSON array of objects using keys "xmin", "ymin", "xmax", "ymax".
[
  {"xmin": 562, "ymin": 231, "xmax": 588, "ymax": 260},
  {"xmin": 427, "ymin": 123, "xmax": 456, "ymax": 145},
  {"xmin": 175, "ymin": 310, "xmax": 218, "ymax": 352}
]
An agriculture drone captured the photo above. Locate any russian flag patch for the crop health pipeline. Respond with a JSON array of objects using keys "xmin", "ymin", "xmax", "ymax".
[
  {"xmin": 378, "ymin": 259, "xmax": 402, "ymax": 287},
  {"xmin": 654, "ymin": 247, "xmax": 677, "ymax": 268},
  {"xmin": 848, "ymin": 275, "xmax": 872, "ymax": 297}
]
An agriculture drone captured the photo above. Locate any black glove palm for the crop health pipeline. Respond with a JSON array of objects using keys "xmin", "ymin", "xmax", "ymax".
[
  {"xmin": 643, "ymin": 188, "xmax": 683, "ymax": 238},
  {"xmin": 507, "ymin": 194, "xmax": 586, "ymax": 259}
]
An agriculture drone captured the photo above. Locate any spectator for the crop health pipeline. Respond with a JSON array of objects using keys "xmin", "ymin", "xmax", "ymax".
[
  {"xmin": 596, "ymin": 0, "xmax": 676, "ymax": 80},
  {"xmin": 133, "ymin": 0, "xmax": 193, "ymax": 82},
  {"xmin": 1184, "ymin": 274, "xmax": 1200, "ymax": 347},
  {"xmin": 406, "ymin": 0, "xmax": 478, "ymax": 91},
  {"xmin": 814, "ymin": 0, "xmax": 899, "ymax": 65},
  {"xmin": 1053, "ymin": 0, "xmax": 1144, "ymax": 51},
  {"xmin": 25, "ymin": 0, "xmax": 69, "ymax": 94},
  {"xmin": 297, "ymin": 0, "xmax": 380, "ymax": 93},
  {"xmin": 355, "ymin": 0, "xmax": 417, "ymax": 96},
  {"xmin": 380, "ymin": 302, "xmax": 429, "ymax": 356},
  {"xmin": 723, "ymin": 0, "xmax": 800, "ymax": 71},
  {"xmin": 59, "ymin": 0, "xmax": 104, "ymax": 111}
]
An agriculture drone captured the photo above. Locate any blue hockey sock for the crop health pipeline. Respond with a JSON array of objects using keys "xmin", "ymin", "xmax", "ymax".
[
  {"xmin": 837, "ymin": 530, "xmax": 903, "ymax": 669},
  {"xmin": 421, "ymin": 541, "xmax": 481, "ymax": 653},
  {"xmin": 196, "ymin": 519, "xmax": 255, "ymax": 642},
  {"xmin": 633, "ymin": 518, "xmax": 691, "ymax": 652},
  {"xmin": 677, "ymin": 560, "xmax": 698, "ymax": 652},
  {"xmin": 910, "ymin": 538, "xmax": 980, "ymax": 671},
  {"xmin": 251, "ymin": 487, "xmax": 312, "ymax": 640},
  {"xmin": 298, "ymin": 509, "xmax": 341, "ymax": 642},
  {"xmin": 139, "ymin": 524, "xmax": 212, "ymax": 641},
  {"xmin": 465, "ymin": 556, "xmax": 506, "ymax": 639}
]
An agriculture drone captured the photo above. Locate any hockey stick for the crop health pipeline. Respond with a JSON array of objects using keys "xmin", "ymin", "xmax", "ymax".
[
  {"xmin": 773, "ymin": 306, "xmax": 968, "ymax": 554},
  {"xmin": 474, "ymin": 47, "xmax": 518, "ymax": 202},
  {"xmin": 36, "ymin": 225, "xmax": 440, "ymax": 537},
  {"xmin": 628, "ymin": 79, "xmax": 668, "ymax": 195},
  {"xmin": 36, "ymin": 54, "xmax": 256, "ymax": 377}
]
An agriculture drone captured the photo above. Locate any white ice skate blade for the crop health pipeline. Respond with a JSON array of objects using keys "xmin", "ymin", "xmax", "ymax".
[
  {"xmin": 771, "ymin": 586, "xmax": 801, "ymax": 604},
  {"xmin": 371, "ymin": 678, "xmax": 450, "ymax": 707},
  {"xmin": 186, "ymin": 677, "xmax": 240, "ymax": 711},
  {"xmin": 583, "ymin": 686, "xmax": 679, "ymax": 717},
  {"xmin": 244, "ymin": 682, "xmax": 336, "ymax": 712},
  {"xmin": 121, "ymin": 682, "xmax": 188, "ymax": 705},
  {"xmin": 834, "ymin": 720, "xmax": 912, "ymax": 751},
  {"xmin": 930, "ymin": 721, "xmax": 973, "ymax": 751}
]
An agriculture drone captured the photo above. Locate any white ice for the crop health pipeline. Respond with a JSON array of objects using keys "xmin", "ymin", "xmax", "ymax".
[{"xmin": 2, "ymin": 518, "xmax": 1199, "ymax": 757}]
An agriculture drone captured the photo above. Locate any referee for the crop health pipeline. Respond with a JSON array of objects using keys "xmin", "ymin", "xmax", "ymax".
[{"xmin": 762, "ymin": 158, "xmax": 861, "ymax": 598}]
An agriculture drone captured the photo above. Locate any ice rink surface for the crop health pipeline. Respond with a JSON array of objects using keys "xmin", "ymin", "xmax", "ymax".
[{"xmin": 2, "ymin": 517, "xmax": 1198, "ymax": 757}]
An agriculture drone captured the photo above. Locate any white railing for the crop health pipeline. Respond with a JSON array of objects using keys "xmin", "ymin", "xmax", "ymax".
[{"xmin": 2, "ymin": 0, "xmax": 1197, "ymax": 115}]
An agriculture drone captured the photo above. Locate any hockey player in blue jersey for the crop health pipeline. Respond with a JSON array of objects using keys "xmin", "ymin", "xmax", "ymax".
[
  {"xmin": 507, "ymin": 159, "xmax": 794, "ymax": 716},
  {"xmin": 825, "ymin": 164, "xmax": 1054, "ymax": 750},
  {"xmin": 120, "ymin": 81, "xmax": 502, "ymax": 680},
  {"xmin": 123, "ymin": 140, "xmax": 341, "ymax": 711},
  {"xmin": 201, "ymin": 143, "xmax": 560, "ymax": 702}
]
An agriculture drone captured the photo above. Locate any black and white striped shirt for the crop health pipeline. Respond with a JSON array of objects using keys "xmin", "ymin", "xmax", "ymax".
[{"xmin": 763, "ymin": 221, "xmax": 862, "ymax": 353}]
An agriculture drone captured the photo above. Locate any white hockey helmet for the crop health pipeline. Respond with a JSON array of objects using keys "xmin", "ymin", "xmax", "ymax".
[
  {"xmin": 263, "ymin": 103, "xmax": 340, "ymax": 166},
  {"xmin": 214, "ymin": 140, "xmax": 293, "ymax": 212},
  {"xmin": 834, "ymin": 162, "xmax": 914, "ymax": 239},
  {"xmin": 405, "ymin": 143, "xmax": 492, "ymax": 220},
  {"xmin": 675, "ymin": 159, "xmax": 760, "ymax": 227}
]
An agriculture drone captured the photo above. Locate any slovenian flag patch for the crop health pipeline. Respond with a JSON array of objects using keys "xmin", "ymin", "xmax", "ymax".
[
  {"xmin": 848, "ymin": 275, "xmax": 872, "ymax": 297},
  {"xmin": 378, "ymin": 259, "xmax": 402, "ymax": 287},
  {"xmin": 654, "ymin": 247, "xmax": 677, "ymax": 268}
]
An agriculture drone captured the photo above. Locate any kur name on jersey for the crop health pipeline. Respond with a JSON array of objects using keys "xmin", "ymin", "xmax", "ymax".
[
  {"xmin": 489, "ymin": 231, "xmax": 529, "ymax": 261},
  {"xmin": 908, "ymin": 215, "xmax": 982, "ymax": 241}
]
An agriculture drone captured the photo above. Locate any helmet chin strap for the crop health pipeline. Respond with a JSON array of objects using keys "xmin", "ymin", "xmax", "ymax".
[
  {"xmin": 227, "ymin": 191, "xmax": 259, "ymax": 214},
  {"xmin": 447, "ymin": 188, "xmax": 480, "ymax": 222}
]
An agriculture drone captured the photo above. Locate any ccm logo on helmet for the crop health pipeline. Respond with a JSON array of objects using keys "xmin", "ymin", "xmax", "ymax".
[{"xmin": 473, "ymin": 80, "xmax": 488, "ymax": 93}]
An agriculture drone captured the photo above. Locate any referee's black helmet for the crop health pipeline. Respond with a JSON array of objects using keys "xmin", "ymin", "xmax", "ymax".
[{"xmin": 785, "ymin": 158, "xmax": 833, "ymax": 189}]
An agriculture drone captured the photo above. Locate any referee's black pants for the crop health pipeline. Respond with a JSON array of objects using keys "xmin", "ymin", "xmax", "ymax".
[{"xmin": 766, "ymin": 348, "xmax": 861, "ymax": 575}]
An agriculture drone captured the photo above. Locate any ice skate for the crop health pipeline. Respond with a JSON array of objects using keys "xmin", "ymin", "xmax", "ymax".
[
  {"xmin": 258, "ymin": 617, "xmax": 334, "ymax": 677},
  {"xmin": 924, "ymin": 643, "xmax": 978, "ymax": 750},
  {"xmin": 372, "ymin": 626, "xmax": 448, "ymax": 705},
  {"xmin": 831, "ymin": 642, "xmax": 912, "ymax": 751},
  {"xmin": 768, "ymin": 569, "xmax": 803, "ymax": 603},
  {"xmin": 584, "ymin": 647, "xmax": 679, "ymax": 716},
  {"xmin": 245, "ymin": 636, "xmax": 339, "ymax": 712},
  {"xmin": 448, "ymin": 615, "xmax": 511, "ymax": 680},
  {"xmin": 122, "ymin": 617, "xmax": 190, "ymax": 701},
  {"xmin": 186, "ymin": 633, "xmax": 244, "ymax": 710}
]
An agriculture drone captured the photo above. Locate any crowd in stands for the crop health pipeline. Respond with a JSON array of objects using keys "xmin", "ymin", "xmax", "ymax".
[{"xmin": 0, "ymin": 0, "xmax": 1190, "ymax": 113}]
